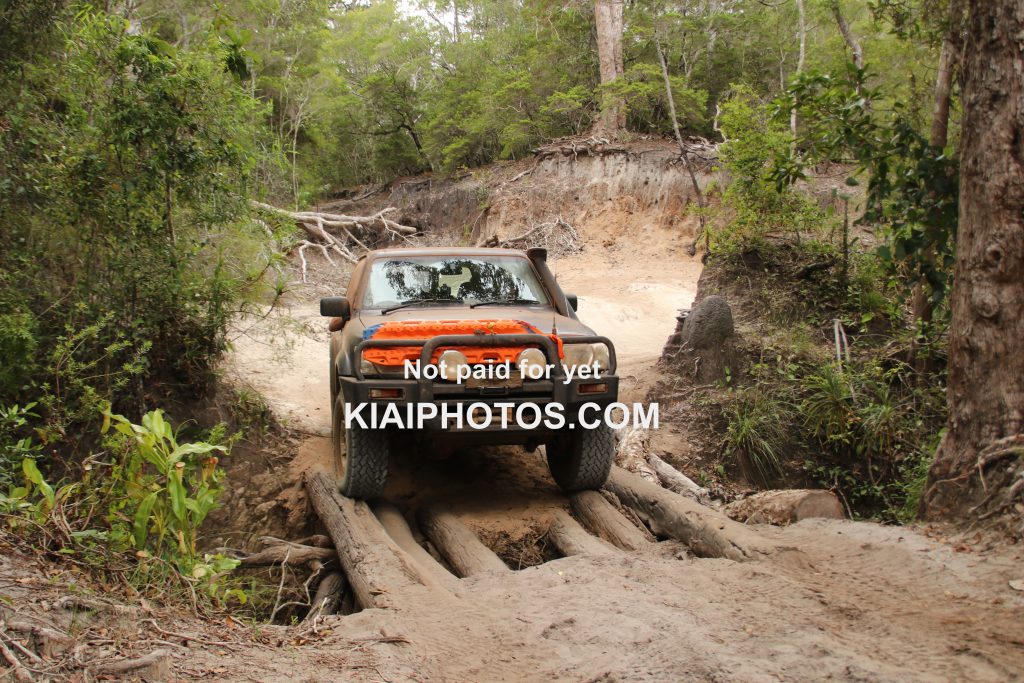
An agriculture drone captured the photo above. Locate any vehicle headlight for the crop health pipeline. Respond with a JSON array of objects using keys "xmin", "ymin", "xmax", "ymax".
[
  {"xmin": 438, "ymin": 349, "xmax": 468, "ymax": 381},
  {"xmin": 516, "ymin": 348, "xmax": 547, "ymax": 378},
  {"xmin": 563, "ymin": 343, "xmax": 611, "ymax": 371},
  {"xmin": 563, "ymin": 343, "xmax": 594, "ymax": 368}
]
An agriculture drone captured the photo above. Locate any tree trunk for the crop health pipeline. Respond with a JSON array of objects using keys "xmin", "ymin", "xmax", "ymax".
[
  {"xmin": 309, "ymin": 571, "xmax": 347, "ymax": 617},
  {"xmin": 305, "ymin": 471, "xmax": 433, "ymax": 609},
  {"xmin": 418, "ymin": 505, "xmax": 509, "ymax": 577},
  {"xmin": 654, "ymin": 30, "xmax": 708, "ymax": 255},
  {"xmin": 790, "ymin": 0, "xmax": 807, "ymax": 137},
  {"xmin": 547, "ymin": 510, "xmax": 619, "ymax": 557},
  {"xmin": 920, "ymin": 0, "xmax": 1024, "ymax": 522},
  {"xmin": 605, "ymin": 467, "xmax": 779, "ymax": 560},
  {"xmin": 906, "ymin": 1, "xmax": 963, "ymax": 372},
  {"xmin": 593, "ymin": 0, "xmax": 625, "ymax": 132},
  {"xmin": 829, "ymin": 0, "xmax": 863, "ymax": 68},
  {"xmin": 570, "ymin": 490, "xmax": 653, "ymax": 551}
]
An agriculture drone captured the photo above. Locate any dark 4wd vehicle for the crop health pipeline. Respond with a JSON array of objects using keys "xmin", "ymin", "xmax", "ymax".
[{"xmin": 321, "ymin": 246, "xmax": 619, "ymax": 499}]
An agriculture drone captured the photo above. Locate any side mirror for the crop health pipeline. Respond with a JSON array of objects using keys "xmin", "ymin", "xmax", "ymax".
[
  {"xmin": 565, "ymin": 293, "xmax": 578, "ymax": 312},
  {"xmin": 320, "ymin": 297, "xmax": 351, "ymax": 320}
]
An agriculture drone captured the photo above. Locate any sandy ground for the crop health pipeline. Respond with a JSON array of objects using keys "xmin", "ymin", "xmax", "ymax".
[{"xmin": 213, "ymin": 233, "xmax": 1024, "ymax": 682}]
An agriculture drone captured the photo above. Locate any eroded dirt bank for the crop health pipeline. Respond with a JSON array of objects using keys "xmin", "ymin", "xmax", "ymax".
[{"xmin": 208, "ymin": 147, "xmax": 1024, "ymax": 682}]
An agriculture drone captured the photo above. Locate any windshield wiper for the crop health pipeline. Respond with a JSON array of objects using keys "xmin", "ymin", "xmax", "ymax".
[
  {"xmin": 380, "ymin": 298, "xmax": 461, "ymax": 315},
  {"xmin": 468, "ymin": 298, "xmax": 542, "ymax": 309}
]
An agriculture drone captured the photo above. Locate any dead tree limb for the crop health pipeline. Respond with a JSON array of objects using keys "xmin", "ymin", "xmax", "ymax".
[
  {"xmin": 570, "ymin": 491, "xmax": 652, "ymax": 551},
  {"xmin": 647, "ymin": 453, "xmax": 711, "ymax": 504},
  {"xmin": 0, "ymin": 635, "xmax": 32, "ymax": 683},
  {"xmin": 547, "ymin": 510, "xmax": 619, "ymax": 557},
  {"xmin": 251, "ymin": 201, "xmax": 418, "ymax": 281},
  {"xmin": 238, "ymin": 543, "xmax": 337, "ymax": 568},
  {"xmin": 418, "ymin": 505, "xmax": 509, "ymax": 577},
  {"xmin": 606, "ymin": 467, "xmax": 779, "ymax": 560}
]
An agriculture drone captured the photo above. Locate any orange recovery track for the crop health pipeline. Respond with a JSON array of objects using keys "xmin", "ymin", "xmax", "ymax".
[{"xmin": 360, "ymin": 319, "xmax": 563, "ymax": 367}]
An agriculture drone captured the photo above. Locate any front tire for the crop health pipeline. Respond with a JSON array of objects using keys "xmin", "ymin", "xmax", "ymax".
[
  {"xmin": 332, "ymin": 394, "xmax": 389, "ymax": 499},
  {"xmin": 545, "ymin": 423, "xmax": 616, "ymax": 491}
]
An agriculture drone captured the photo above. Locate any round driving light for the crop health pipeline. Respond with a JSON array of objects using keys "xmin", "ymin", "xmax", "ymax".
[
  {"xmin": 592, "ymin": 343, "xmax": 610, "ymax": 371},
  {"xmin": 563, "ymin": 343, "xmax": 594, "ymax": 368},
  {"xmin": 516, "ymin": 348, "xmax": 547, "ymax": 377},
  {"xmin": 360, "ymin": 358, "xmax": 376, "ymax": 376},
  {"xmin": 438, "ymin": 350, "xmax": 468, "ymax": 381}
]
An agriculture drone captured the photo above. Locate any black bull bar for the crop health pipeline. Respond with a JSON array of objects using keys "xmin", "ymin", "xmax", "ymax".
[{"xmin": 352, "ymin": 333, "xmax": 617, "ymax": 381}]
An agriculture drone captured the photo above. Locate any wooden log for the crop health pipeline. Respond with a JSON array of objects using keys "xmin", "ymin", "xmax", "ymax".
[
  {"xmin": 91, "ymin": 649, "xmax": 171, "ymax": 679},
  {"xmin": 4, "ymin": 619, "xmax": 72, "ymax": 659},
  {"xmin": 606, "ymin": 467, "xmax": 778, "ymax": 561},
  {"xmin": 238, "ymin": 544, "xmax": 337, "ymax": 567},
  {"xmin": 309, "ymin": 572, "xmax": 347, "ymax": 617},
  {"xmin": 570, "ymin": 491, "xmax": 652, "ymax": 551},
  {"xmin": 725, "ymin": 489, "xmax": 845, "ymax": 526},
  {"xmin": 417, "ymin": 505, "xmax": 509, "ymax": 577},
  {"xmin": 547, "ymin": 510, "xmax": 619, "ymax": 557},
  {"xmin": 371, "ymin": 502, "xmax": 461, "ymax": 592},
  {"xmin": 305, "ymin": 471, "xmax": 430, "ymax": 609},
  {"xmin": 648, "ymin": 453, "xmax": 711, "ymax": 503}
]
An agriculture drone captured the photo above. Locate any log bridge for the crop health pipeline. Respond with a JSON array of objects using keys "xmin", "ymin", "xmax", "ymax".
[{"xmin": 287, "ymin": 466, "xmax": 785, "ymax": 615}]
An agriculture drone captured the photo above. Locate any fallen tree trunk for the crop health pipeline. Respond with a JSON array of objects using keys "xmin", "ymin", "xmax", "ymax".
[
  {"xmin": 305, "ymin": 471, "xmax": 430, "ymax": 609},
  {"xmin": 372, "ymin": 502, "xmax": 462, "ymax": 592},
  {"xmin": 725, "ymin": 489, "xmax": 845, "ymax": 526},
  {"xmin": 606, "ymin": 467, "xmax": 778, "ymax": 561},
  {"xmin": 547, "ymin": 510, "xmax": 619, "ymax": 557},
  {"xmin": 570, "ymin": 491, "xmax": 653, "ymax": 551},
  {"xmin": 648, "ymin": 453, "xmax": 711, "ymax": 504},
  {"xmin": 418, "ymin": 505, "xmax": 509, "ymax": 577}
]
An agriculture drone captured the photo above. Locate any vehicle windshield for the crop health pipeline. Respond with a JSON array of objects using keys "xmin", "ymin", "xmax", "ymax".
[{"xmin": 362, "ymin": 255, "xmax": 550, "ymax": 309}]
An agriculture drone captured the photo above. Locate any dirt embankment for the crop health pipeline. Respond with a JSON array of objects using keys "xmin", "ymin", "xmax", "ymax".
[{"xmin": 197, "ymin": 142, "xmax": 1024, "ymax": 681}]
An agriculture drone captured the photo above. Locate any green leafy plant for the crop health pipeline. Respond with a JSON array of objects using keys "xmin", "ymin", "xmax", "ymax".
[
  {"xmin": 0, "ymin": 403, "xmax": 42, "ymax": 489},
  {"xmin": 101, "ymin": 409, "xmax": 229, "ymax": 572}
]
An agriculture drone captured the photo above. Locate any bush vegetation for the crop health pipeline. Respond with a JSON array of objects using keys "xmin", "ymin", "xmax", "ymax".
[{"xmin": 700, "ymin": 78, "xmax": 951, "ymax": 521}]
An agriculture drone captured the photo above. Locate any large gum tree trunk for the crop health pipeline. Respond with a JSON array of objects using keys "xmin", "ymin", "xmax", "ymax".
[
  {"xmin": 594, "ymin": 0, "xmax": 625, "ymax": 132},
  {"xmin": 921, "ymin": 0, "xmax": 1024, "ymax": 521}
]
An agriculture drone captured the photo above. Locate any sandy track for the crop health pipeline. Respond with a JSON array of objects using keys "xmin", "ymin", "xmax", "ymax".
[{"xmin": 221, "ymin": 245, "xmax": 1024, "ymax": 683}]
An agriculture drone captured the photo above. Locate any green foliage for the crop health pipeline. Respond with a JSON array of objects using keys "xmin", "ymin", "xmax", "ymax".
[
  {"xmin": 0, "ymin": 404, "xmax": 42, "ymax": 491},
  {"xmin": 718, "ymin": 349, "xmax": 946, "ymax": 519},
  {"xmin": 2, "ymin": 408, "xmax": 241, "ymax": 603},
  {"xmin": 774, "ymin": 65, "xmax": 959, "ymax": 309},
  {"xmin": 712, "ymin": 87, "xmax": 830, "ymax": 253},
  {"xmin": 0, "ymin": 9, "xmax": 277, "ymax": 455},
  {"xmin": 721, "ymin": 386, "xmax": 789, "ymax": 485},
  {"xmin": 101, "ymin": 409, "xmax": 227, "ymax": 568}
]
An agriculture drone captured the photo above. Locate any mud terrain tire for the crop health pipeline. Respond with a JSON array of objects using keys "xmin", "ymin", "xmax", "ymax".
[
  {"xmin": 546, "ymin": 424, "xmax": 616, "ymax": 491},
  {"xmin": 329, "ymin": 332, "xmax": 342, "ymax": 408},
  {"xmin": 332, "ymin": 394, "xmax": 389, "ymax": 499}
]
